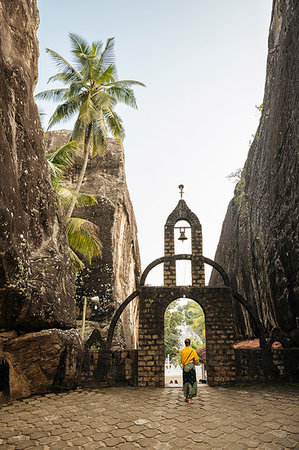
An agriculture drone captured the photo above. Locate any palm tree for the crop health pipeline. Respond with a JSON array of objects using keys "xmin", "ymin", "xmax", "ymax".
[
  {"xmin": 36, "ymin": 33, "xmax": 145, "ymax": 217},
  {"xmin": 186, "ymin": 302, "xmax": 205, "ymax": 343},
  {"xmin": 46, "ymin": 142, "xmax": 102, "ymax": 272}
]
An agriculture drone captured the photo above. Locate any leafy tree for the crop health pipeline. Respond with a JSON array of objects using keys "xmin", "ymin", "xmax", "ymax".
[
  {"xmin": 36, "ymin": 34, "xmax": 145, "ymax": 218},
  {"xmin": 164, "ymin": 300, "xmax": 206, "ymax": 365},
  {"xmin": 46, "ymin": 142, "xmax": 102, "ymax": 271},
  {"xmin": 164, "ymin": 301, "xmax": 184, "ymax": 364},
  {"xmin": 179, "ymin": 301, "xmax": 205, "ymax": 344}
]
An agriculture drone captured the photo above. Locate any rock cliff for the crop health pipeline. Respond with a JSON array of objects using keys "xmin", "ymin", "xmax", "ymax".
[
  {"xmin": 0, "ymin": 0, "xmax": 81, "ymax": 402},
  {"xmin": 44, "ymin": 131, "xmax": 141, "ymax": 349},
  {"xmin": 210, "ymin": 0, "xmax": 299, "ymax": 345}
]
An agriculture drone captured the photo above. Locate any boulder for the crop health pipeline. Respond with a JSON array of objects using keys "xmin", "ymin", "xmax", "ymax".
[
  {"xmin": 210, "ymin": 0, "xmax": 299, "ymax": 344},
  {"xmin": 44, "ymin": 132, "xmax": 141, "ymax": 349},
  {"xmin": 0, "ymin": 0, "xmax": 76, "ymax": 331},
  {"xmin": 0, "ymin": 329, "xmax": 82, "ymax": 403},
  {"xmin": 0, "ymin": 0, "xmax": 82, "ymax": 402}
]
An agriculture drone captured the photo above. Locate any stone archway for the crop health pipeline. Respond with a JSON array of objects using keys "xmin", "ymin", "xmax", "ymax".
[
  {"xmin": 104, "ymin": 189, "xmax": 267, "ymax": 387},
  {"xmin": 137, "ymin": 285, "xmax": 236, "ymax": 387}
]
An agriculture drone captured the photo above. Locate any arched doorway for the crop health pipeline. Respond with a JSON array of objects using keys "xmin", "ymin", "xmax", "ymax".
[
  {"xmin": 164, "ymin": 298, "xmax": 206, "ymax": 387},
  {"xmin": 137, "ymin": 285, "xmax": 236, "ymax": 387}
]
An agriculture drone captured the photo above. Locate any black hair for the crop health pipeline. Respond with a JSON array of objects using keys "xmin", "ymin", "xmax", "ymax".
[{"xmin": 185, "ymin": 338, "xmax": 191, "ymax": 346}]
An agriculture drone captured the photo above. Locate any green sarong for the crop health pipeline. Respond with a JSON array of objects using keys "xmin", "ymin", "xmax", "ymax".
[{"xmin": 182, "ymin": 362, "xmax": 197, "ymax": 398}]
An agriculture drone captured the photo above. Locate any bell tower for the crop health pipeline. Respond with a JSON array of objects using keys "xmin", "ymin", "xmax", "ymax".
[{"xmin": 163, "ymin": 185, "xmax": 205, "ymax": 286}]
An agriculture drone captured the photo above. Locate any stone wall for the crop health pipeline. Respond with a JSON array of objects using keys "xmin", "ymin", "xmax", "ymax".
[
  {"xmin": 79, "ymin": 347, "xmax": 298, "ymax": 389},
  {"xmin": 210, "ymin": 0, "xmax": 299, "ymax": 344},
  {"xmin": 44, "ymin": 131, "xmax": 141, "ymax": 349},
  {"xmin": 0, "ymin": 0, "xmax": 81, "ymax": 403},
  {"xmin": 138, "ymin": 286, "xmax": 236, "ymax": 387},
  {"xmin": 81, "ymin": 350, "xmax": 138, "ymax": 387},
  {"xmin": 235, "ymin": 348, "xmax": 299, "ymax": 383}
]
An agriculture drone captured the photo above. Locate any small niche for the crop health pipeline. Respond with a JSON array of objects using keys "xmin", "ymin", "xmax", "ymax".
[{"xmin": 0, "ymin": 358, "xmax": 10, "ymax": 397}]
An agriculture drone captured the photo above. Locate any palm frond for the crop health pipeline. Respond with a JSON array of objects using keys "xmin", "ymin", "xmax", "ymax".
[
  {"xmin": 46, "ymin": 48, "xmax": 82, "ymax": 83},
  {"xmin": 47, "ymin": 159, "xmax": 63, "ymax": 188},
  {"xmin": 68, "ymin": 247, "xmax": 85, "ymax": 272},
  {"xmin": 99, "ymin": 37, "xmax": 115, "ymax": 70},
  {"xmin": 69, "ymin": 33, "xmax": 99, "ymax": 83},
  {"xmin": 35, "ymin": 88, "xmax": 67, "ymax": 102},
  {"xmin": 79, "ymin": 93, "xmax": 98, "ymax": 123},
  {"xmin": 47, "ymin": 99, "xmax": 80, "ymax": 129},
  {"xmin": 92, "ymin": 89, "xmax": 111, "ymax": 109},
  {"xmin": 91, "ymin": 40, "xmax": 103, "ymax": 56},
  {"xmin": 56, "ymin": 187, "xmax": 97, "ymax": 209},
  {"xmin": 69, "ymin": 32, "xmax": 91, "ymax": 56},
  {"xmin": 47, "ymin": 140, "xmax": 80, "ymax": 168},
  {"xmin": 106, "ymin": 86, "xmax": 138, "ymax": 109},
  {"xmin": 56, "ymin": 187, "xmax": 74, "ymax": 207},
  {"xmin": 95, "ymin": 64, "xmax": 117, "ymax": 84},
  {"xmin": 67, "ymin": 217, "xmax": 102, "ymax": 263},
  {"xmin": 71, "ymin": 118, "xmax": 85, "ymax": 142},
  {"xmin": 103, "ymin": 107, "xmax": 125, "ymax": 141},
  {"xmin": 107, "ymin": 79, "xmax": 146, "ymax": 88},
  {"xmin": 90, "ymin": 119, "xmax": 107, "ymax": 157},
  {"xmin": 75, "ymin": 192, "xmax": 98, "ymax": 207}
]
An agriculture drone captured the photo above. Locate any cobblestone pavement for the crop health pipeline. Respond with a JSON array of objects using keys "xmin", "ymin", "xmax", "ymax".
[{"xmin": 0, "ymin": 384, "xmax": 298, "ymax": 449}]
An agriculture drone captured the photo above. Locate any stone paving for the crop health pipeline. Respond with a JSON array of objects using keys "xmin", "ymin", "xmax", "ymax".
[{"xmin": 0, "ymin": 384, "xmax": 298, "ymax": 449}]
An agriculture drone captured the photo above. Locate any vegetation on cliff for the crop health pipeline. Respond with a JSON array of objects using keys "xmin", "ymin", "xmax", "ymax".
[{"xmin": 46, "ymin": 141, "xmax": 102, "ymax": 271}]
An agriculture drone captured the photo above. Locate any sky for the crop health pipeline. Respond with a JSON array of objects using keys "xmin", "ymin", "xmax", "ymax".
[{"xmin": 36, "ymin": 0, "xmax": 273, "ymax": 285}]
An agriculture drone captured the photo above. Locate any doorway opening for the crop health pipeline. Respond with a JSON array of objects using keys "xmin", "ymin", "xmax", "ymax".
[
  {"xmin": 164, "ymin": 298, "xmax": 207, "ymax": 387},
  {"xmin": 0, "ymin": 358, "xmax": 10, "ymax": 402},
  {"xmin": 174, "ymin": 220, "xmax": 192, "ymax": 286}
]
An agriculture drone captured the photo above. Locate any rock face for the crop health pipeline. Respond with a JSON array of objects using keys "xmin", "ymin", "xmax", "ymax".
[
  {"xmin": 0, "ymin": 329, "xmax": 82, "ymax": 404},
  {"xmin": 0, "ymin": 0, "xmax": 81, "ymax": 402},
  {"xmin": 0, "ymin": 0, "xmax": 75, "ymax": 331},
  {"xmin": 210, "ymin": 0, "xmax": 299, "ymax": 345},
  {"xmin": 44, "ymin": 131, "xmax": 141, "ymax": 349}
]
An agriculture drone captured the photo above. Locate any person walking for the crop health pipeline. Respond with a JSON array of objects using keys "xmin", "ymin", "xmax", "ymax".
[{"xmin": 180, "ymin": 338, "xmax": 199, "ymax": 404}]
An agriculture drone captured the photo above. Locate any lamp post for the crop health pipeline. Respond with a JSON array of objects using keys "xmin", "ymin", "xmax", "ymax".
[{"xmin": 81, "ymin": 296, "xmax": 100, "ymax": 340}]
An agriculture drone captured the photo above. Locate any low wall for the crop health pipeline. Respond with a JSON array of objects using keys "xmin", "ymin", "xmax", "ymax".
[
  {"xmin": 235, "ymin": 348, "xmax": 299, "ymax": 383},
  {"xmin": 81, "ymin": 348, "xmax": 299, "ymax": 388},
  {"xmin": 81, "ymin": 350, "xmax": 138, "ymax": 386}
]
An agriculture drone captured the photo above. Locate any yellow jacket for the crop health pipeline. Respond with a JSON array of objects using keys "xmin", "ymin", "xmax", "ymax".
[{"xmin": 180, "ymin": 346, "xmax": 199, "ymax": 366}]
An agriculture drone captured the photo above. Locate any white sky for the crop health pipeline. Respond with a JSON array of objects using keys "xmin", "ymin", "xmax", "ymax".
[{"xmin": 36, "ymin": 0, "xmax": 273, "ymax": 285}]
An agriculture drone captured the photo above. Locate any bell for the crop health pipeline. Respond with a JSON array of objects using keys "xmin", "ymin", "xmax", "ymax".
[{"xmin": 178, "ymin": 228, "xmax": 188, "ymax": 242}]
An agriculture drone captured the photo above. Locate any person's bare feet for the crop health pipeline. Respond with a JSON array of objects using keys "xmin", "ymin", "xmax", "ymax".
[{"xmin": 187, "ymin": 398, "xmax": 193, "ymax": 404}]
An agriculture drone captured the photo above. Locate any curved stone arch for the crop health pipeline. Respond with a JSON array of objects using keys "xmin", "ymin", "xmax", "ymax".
[
  {"xmin": 105, "ymin": 290, "xmax": 139, "ymax": 349},
  {"xmin": 105, "ymin": 254, "xmax": 266, "ymax": 349},
  {"xmin": 140, "ymin": 254, "xmax": 230, "ymax": 287},
  {"xmin": 106, "ymin": 255, "xmax": 230, "ymax": 349},
  {"xmin": 161, "ymin": 292, "xmax": 208, "ymax": 320},
  {"xmin": 139, "ymin": 254, "xmax": 266, "ymax": 344}
]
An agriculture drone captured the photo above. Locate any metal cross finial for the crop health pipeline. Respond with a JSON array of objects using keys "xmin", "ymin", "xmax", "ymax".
[{"xmin": 178, "ymin": 184, "xmax": 184, "ymax": 198}]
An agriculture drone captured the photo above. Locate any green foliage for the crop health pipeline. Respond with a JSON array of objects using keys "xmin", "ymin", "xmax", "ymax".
[
  {"xmin": 36, "ymin": 33, "xmax": 145, "ymax": 217},
  {"xmin": 190, "ymin": 337, "xmax": 202, "ymax": 350},
  {"xmin": 46, "ymin": 142, "xmax": 102, "ymax": 272},
  {"xmin": 187, "ymin": 302, "xmax": 205, "ymax": 343},
  {"xmin": 67, "ymin": 217, "xmax": 102, "ymax": 264},
  {"xmin": 179, "ymin": 301, "xmax": 205, "ymax": 344},
  {"xmin": 226, "ymin": 168, "xmax": 243, "ymax": 184},
  {"xmin": 164, "ymin": 300, "xmax": 206, "ymax": 364},
  {"xmin": 164, "ymin": 301, "xmax": 184, "ymax": 364},
  {"xmin": 255, "ymin": 103, "xmax": 264, "ymax": 113}
]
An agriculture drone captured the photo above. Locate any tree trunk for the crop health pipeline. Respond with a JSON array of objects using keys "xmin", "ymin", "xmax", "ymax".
[{"xmin": 67, "ymin": 125, "xmax": 92, "ymax": 218}]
